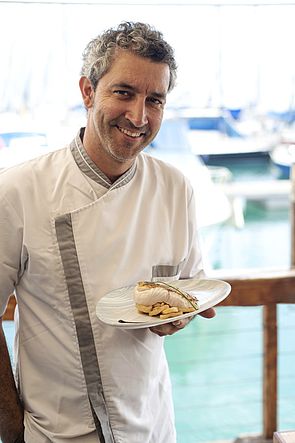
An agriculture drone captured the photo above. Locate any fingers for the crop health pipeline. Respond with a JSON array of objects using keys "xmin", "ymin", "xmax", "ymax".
[
  {"xmin": 150, "ymin": 318, "xmax": 191, "ymax": 337},
  {"xmin": 198, "ymin": 307, "xmax": 216, "ymax": 319},
  {"xmin": 149, "ymin": 307, "xmax": 217, "ymax": 337},
  {"xmin": 149, "ymin": 308, "xmax": 217, "ymax": 336}
]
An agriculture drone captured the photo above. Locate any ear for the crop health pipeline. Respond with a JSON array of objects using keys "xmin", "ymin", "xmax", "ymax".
[{"xmin": 79, "ymin": 76, "xmax": 94, "ymax": 108}]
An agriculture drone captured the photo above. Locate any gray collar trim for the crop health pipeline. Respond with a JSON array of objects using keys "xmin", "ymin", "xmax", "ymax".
[{"xmin": 70, "ymin": 128, "xmax": 137, "ymax": 190}]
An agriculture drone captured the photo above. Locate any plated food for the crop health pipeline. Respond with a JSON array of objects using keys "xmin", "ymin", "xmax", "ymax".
[
  {"xmin": 134, "ymin": 281, "xmax": 199, "ymax": 319},
  {"xmin": 96, "ymin": 278, "xmax": 231, "ymax": 329}
]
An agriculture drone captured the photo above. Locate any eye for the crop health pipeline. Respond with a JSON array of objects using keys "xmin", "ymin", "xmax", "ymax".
[
  {"xmin": 148, "ymin": 96, "xmax": 164, "ymax": 107},
  {"xmin": 113, "ymin": 90, "xmax": 130, "ymax": 97}
]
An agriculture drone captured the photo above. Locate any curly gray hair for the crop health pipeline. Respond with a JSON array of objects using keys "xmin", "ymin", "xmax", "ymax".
[{"xmin": 81, "ymin": 21, "xmax": 177, "ymax": 92}]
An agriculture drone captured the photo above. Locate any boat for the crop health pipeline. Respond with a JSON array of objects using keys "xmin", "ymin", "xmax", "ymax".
[
  {"xmin": 170, "ymin": 107, "xmax": 279, "ymax": 161},
  {"xmin": 269, "ymin": 124, "xmax": 295, "ymax": 179},
  {"xmin": 0, "ymin": 131, "xmax": 49, "ymax": 169},
  {"xmin": 146, "ymin": 117, "xmax": 233, "ymax": 229},
  {"xmin": 0, "ymin": 111, "xmax": 75, "ymax": 169},
  {"xmin": 270, "ymin": 143, "xmax": 295, "ymax": 179},
  {"xmin": 0, "ymin": 112, "xmax": 51, "ymax": 169}
]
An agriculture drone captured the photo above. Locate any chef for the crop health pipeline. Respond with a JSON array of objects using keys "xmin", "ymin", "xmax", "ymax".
[{"xmin": 0, "ymin": 21, "xmax": 215, "ymax": 443}]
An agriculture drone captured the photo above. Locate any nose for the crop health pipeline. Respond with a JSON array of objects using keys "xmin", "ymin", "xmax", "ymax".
[{"xmin": 125, "ymin": 98, "xmax": 148, "ymax": 127}]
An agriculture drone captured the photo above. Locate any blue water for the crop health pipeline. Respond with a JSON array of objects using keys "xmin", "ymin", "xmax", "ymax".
[
  {"xmin": 5, "ymin": 306, "xmax": 292, "ymax": 443},
  {"xmin": 166, "ymin": 307, "xmax": 263, "ymax": 442},
  {"xmin": 165, "ymin": 304, "xmax": 295, "ymax": 442},
  {"xmin": 2, "ymin": 155, "xmax": 294, "ymax": 442},
  {"xmin": 2, "ymin": 321, "xmax": 14, "ymax": 359},
  {"xmin": 203, "ymin": 155, "xmax": 291, "ymax": 270},
  {"xmin": 165, "ymin": 155, "xmax": 295, "ymax": 442}
]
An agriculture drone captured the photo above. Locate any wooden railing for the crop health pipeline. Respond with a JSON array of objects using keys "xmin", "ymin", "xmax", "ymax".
[
  {"xmin": 3, "ymin": 295, "xmax": 16, "ymax": 321},
  {"xmin": 4, "ymin": 164, "xmax": 295, "ymax": 440},
  {"xmin": 213, "ymin": 268, "xmax": 295, "ymax": 439},
  {"xmin": 4, "ymin": 268, "xmax": 295, "ymax": 440}
]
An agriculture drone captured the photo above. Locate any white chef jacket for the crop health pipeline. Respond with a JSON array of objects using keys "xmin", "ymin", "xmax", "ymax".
[{"xmin": 0, "ymin": 129, "xmax": 204, "ymax": 443}]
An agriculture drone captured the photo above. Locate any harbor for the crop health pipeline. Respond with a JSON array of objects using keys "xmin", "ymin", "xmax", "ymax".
[
  {"xmin": 2, "ymin": 112, "xmax": 295, "ymax": 443},
  {"xmin": 3, "ymin": 154, "xmax": 295, "ymax": 443},
  {"xmin": 2, "ymin": 1, "xmax": 295, "ymax": 442}
]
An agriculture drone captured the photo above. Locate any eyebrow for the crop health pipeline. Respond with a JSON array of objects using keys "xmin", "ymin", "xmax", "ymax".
[{"xmin": 112, "ymin": 82, "xmax": 167, "ymax": 100}]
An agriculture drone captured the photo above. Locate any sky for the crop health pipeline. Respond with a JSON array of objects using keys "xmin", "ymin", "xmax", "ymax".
[{"xmin": 0, "ymin": 2, "xmax": 295, "ymax": 119}]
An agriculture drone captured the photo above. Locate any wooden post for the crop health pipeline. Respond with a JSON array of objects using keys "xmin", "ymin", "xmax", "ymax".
[
  {"xmin": 262, "ymin": 165, "xmax": 294, "ymax": 439},
  {"xmin": 262, "ymin": 164, "xmax": 294, "ymax": 439},
  {"xmin": 263, "ymin": 303, "xmax": 277, "ymax": 438},
  {"xmin": 3, "ymin": 294, "xmax": 16, "ymax": 320}
]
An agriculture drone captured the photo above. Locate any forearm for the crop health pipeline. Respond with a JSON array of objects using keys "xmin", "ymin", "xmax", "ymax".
[{"xmin": 0, "ymin": 318, "xmax": 24, "ymax": 443}]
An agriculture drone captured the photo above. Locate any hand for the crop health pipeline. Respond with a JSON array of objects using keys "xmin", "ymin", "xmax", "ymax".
[{"xmin": 149, "ymin": 307, "xmax": 216, "ymax": 337}]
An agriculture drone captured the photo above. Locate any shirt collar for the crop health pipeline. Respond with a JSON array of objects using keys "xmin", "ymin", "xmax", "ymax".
[{"xmin": 70, "ymin": 128, "xmax": 137, "ymax": 190}]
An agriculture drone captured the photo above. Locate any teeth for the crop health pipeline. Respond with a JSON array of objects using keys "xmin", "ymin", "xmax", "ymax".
[{"xmin": 119, "ymin": 127, "xmax": 142, "ymax": 138}]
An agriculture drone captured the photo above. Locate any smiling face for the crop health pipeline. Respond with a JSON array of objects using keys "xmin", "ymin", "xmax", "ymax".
[{"xmin": 79, "ymin": 49, "xmax": 170, "ymax": 180}]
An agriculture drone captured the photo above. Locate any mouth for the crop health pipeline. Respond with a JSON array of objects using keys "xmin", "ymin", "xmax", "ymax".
[{"xmin": 117, "ymin": 125, "xmax": 146, "ymax": 139}]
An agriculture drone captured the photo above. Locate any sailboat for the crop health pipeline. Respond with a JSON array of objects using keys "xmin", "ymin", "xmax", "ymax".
[{"xmin": 145, "ymin": 116, "xmax": 232, "ymax": 229}]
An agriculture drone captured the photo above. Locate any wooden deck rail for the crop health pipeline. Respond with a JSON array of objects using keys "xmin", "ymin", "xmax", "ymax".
[
  {"xmin": 3, "ymin": 268, "xmax": 295, "ymax": 440},
  {"xmin": 214, "ymin": 268, "xmax": 295, "ymax": 439},
  {"xmin": 3, "ymin": 294, "xmax": 16, "ymax": 321}
]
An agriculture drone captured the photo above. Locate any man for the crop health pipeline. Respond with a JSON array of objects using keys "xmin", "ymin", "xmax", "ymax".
[{"xmin": 0, "ymin": 22, "xmax": 215, "ymax": 443}]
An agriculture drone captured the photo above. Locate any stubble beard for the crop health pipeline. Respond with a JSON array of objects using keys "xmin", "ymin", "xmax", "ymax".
[
  {"xmin": 104, "ymin": 130, "xmax": 150, "ymax": 164},
  {"xmin": 93, "ymin": 117, "xmax": 151, "ymax": 164}
]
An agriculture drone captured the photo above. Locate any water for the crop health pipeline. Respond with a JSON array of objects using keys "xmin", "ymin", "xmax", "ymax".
[
  {"xmin": 164, "ymin": 154, "xmax": 295, "ymax": 442},
  {"xmin": 2, "ymin": 321, "xmax": 14, "ymax": 360},
  {"xmin": 203, "ymin": 154, "xmax": 291, "ymax": 271},
  {"xmin": 165, "ymin": 304, "xmax": 295, "ymax": 442},
  {"xmin": 165, "ymin": 308, "xmax": 263, "ymax": 442},
  {"xmin": 2, "ymin": 155, "xmax": 294, "ymax": 443},
  {"xmin": 207, "ymin": 201, "xmax": 290, "ymax": 270}
]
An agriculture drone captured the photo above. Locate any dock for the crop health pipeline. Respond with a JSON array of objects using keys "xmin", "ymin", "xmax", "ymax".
[
  {"xmin": 220, "ymin": 179, "xmax": 291, "ymax": 228},
  {"xmin": 221, "ymin": 179, "xmax": 291, "ymax": 202}
]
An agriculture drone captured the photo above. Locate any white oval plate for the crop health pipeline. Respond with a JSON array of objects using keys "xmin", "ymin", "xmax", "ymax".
[{"xmin": 96, "ymin": 278, "xmax": 231, "ymax": 329}]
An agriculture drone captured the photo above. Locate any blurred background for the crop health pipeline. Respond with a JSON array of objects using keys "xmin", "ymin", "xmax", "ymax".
[{"xmin": 1, "ymin": 1, "xmax": 295, "ymax": 442}]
